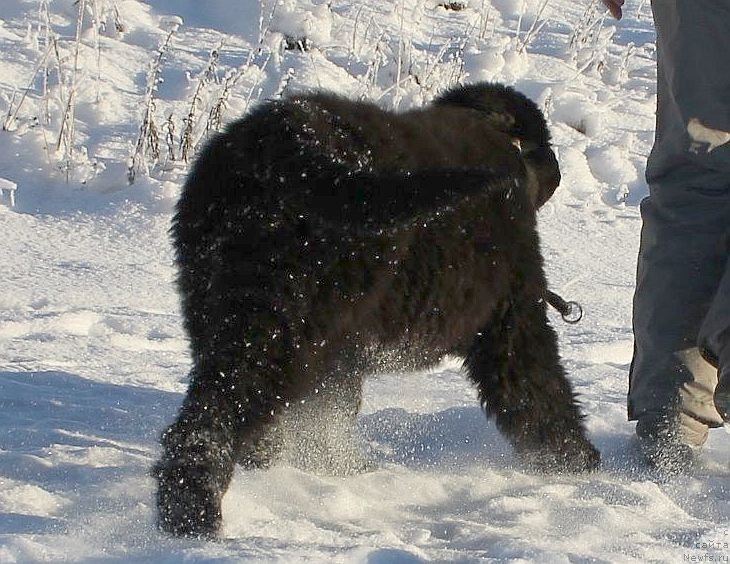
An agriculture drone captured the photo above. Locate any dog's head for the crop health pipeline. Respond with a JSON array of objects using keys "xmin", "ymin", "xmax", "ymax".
[{"xmin": 434, "ymin": 82, "xmax": 560, "ymax": 208}]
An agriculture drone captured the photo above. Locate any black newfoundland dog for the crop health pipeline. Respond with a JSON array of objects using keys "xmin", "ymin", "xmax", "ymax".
[{"xmin": 155, "ymin": 82, "xmax": 600, "ymax": 537}]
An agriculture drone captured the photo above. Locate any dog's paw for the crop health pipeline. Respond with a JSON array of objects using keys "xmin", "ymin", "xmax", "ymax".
[
  {"xmin": 555, "ymin": 436, "xmax": 601, "ymax": 473},
  {"xmin": 522, "ymin": 435, "xmax": 600, "ymax": 474},
  {"xmin": 154, "ymin": 461, "xmax": 223, "ymax": 538}
]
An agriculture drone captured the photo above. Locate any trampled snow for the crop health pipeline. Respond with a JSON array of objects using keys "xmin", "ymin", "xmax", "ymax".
[{"xmin": 1, "ymin": 0, "xmax": 729, "ymax": 562}]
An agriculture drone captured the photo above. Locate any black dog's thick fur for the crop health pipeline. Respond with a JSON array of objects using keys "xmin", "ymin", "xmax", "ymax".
[{"xmin": 155, "ymin": 82, "xmax": 600, "ymax": 537}]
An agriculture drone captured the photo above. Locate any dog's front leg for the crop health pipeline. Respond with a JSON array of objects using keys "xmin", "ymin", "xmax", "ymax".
[{"xmin": 465, "ymin": 297, "xmax": 600, "ymax": 472}]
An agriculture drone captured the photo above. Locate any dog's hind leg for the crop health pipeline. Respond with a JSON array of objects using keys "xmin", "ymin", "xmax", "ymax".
[
  {"xmin": 464, "ymin": 296, "xmax": 600, "ymax": 472},
  {"xmin": 154, "ymin": 368, "xmax": 243, "ymax": 538},
  {"xmin": 154, "ymin": 268, "xmax": 302, "ymax": 537}
]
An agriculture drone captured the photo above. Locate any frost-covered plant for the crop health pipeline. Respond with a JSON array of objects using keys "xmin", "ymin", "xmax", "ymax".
[
  {"xmin": 601, "ymin": 41, "xmax": 635, "ymax": 85},
  {"xmin": 2, "ymin": 45, "xmax": 51, "ymax": 133},
  {"xmin": 56, "ymin": 0, "xmax": 87, "ymax": 182},
  {"xmin": 162, "ymin": 113, "xmax": 176, "ymax": 165},
  {"xmin": 179, "ymin": 43, "xmax": 222, "ymax": 163},
  {"xmin": 274, "ymin": 67, "xmax": 296, "ymax": 99},
  {"xmin": 566, "ymin": 0, "xmax": 613, "ymax": 73},
  {"xmin": 477, "ymin": 0, "xmax": 494, "ymax": 40},
  {"xmin": 516, "ymin": 0, "xmax": 550, "ymax": 53},
  {"xmin": 128, "ymin": 25, "xmax": 178, "ymax": 184},
  {"xmin": 7, "ymin": 0, "xmax": 119, "ymax": 182}
]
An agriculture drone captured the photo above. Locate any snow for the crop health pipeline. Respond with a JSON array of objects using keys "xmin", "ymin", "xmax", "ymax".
[{"xmin": 1, "ymin": 0, "xmax": 730, "ymax": 562}]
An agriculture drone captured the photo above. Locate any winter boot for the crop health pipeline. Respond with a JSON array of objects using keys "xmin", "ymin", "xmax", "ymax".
[
  {"xmin": 713, "ymin": 367, "xmax": 730, "ymax": 422},
  {"xmin": 635, "ymin": 412, "xmax": 703, "ymax": 476}
]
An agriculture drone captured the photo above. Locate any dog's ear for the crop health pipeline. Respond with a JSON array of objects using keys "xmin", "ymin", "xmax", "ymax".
[{"xmin": 523, "ymin": 146, "xmax": 560, "ymax": 208}]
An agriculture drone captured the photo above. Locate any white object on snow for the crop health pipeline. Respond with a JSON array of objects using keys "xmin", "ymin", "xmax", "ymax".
[{"xmin": 0, "ymin": 177, "xmax": 17, "ymax": 207}]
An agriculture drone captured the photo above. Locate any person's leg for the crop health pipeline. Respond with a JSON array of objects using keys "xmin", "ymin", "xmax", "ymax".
[
  {"xmin": 630, "ymin": 0, "xmax": 730, "ymax": 464},
  {"xmin": 630, "ymin": 188, "xmax": 728, "ymax": 428},
  {"xmin": 645, "ymin": 1, "xmax": 730, "ymax": 192},
  {"xmin": 699, "ymin": 255, "xmax": 730, "ymax": 421}
]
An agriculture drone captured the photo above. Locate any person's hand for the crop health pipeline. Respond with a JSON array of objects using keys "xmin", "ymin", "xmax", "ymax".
[{"xmin": 600, "ymin": 0, "xmax": 624, "ymax": 20}]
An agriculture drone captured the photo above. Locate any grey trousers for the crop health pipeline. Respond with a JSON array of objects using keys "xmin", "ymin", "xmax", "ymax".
[{"xmin": 628, "ymin": 0, "xmax": 730, "ymax": 445}]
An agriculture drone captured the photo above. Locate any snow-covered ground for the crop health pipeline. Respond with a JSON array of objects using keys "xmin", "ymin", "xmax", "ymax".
[{"xmin": 1, "ymin": 0, "xmax": 730, "ymax": 561}]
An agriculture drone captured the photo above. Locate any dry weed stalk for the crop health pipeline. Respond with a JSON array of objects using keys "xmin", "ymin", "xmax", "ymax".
[{"xmin": 128, "ymin": 25, "xmax": 178, "ymax": 184}]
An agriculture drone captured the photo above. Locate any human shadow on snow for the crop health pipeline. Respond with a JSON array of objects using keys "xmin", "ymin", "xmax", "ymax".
[
  {"xmin": 0, "ymin": 370, "xmax": 178, "ymax": 453},
  {"xmin": 0, "ymin": 370, "xmax": 180, "ymax": 536}
]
